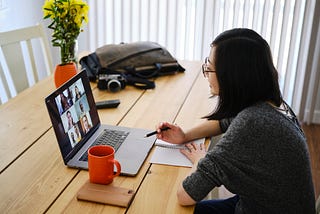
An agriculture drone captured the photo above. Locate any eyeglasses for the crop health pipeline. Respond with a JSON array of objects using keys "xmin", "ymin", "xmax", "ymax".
[{"xmin": 202, "ymin": 57, "xmax": 216, "ymax": 78}]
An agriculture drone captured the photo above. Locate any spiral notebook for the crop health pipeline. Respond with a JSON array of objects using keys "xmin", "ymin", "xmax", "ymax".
[{"xmin": 150, "ymin": 138, "xmax": 205, "ymax": 167}]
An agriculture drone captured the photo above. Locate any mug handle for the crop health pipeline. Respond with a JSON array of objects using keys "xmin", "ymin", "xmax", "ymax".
[{"xmin": 112, "ymin": 159, "xmax": 121, "ymax": 177}]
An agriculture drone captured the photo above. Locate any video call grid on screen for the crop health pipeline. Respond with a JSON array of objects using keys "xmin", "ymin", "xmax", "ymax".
[{"xmin": 54, "ymin": 78, "xmax": 93, "ymax": 148}]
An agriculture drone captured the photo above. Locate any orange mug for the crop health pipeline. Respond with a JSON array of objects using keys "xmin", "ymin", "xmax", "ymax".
[{"xmin": 88, "ymin": 145, "xmax": 121, "ymax": 185}]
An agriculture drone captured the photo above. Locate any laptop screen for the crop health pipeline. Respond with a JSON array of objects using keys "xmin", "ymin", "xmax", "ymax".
[{"xmin": 45, "ymin": 70, "xmax": 100, "ymax": 164}]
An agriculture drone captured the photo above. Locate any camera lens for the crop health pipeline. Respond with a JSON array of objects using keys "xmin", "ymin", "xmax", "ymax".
[{"xmin": 107, "ymin": 79, "xmax": 121, "ymax": 92}]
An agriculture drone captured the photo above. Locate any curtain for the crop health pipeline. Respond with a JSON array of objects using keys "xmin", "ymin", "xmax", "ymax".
[{"xmin": 80, "ymin": 0, "xmax": 320, "ymax": 124}]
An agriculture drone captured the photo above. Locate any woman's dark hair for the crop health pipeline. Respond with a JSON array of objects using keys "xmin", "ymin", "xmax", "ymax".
[{"xmin": 205, "ymin": 28, "xmax": 283, "ymax": 120}]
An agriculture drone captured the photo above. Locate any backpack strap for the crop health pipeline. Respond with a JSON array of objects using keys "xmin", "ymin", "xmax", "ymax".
[
  {"xmin": 125, "ymin": 75, "xmax": 155, "ymax": 89},
  {"xmin": 124, "ymin": 63, "xmax": 162, "ymax": 79}
]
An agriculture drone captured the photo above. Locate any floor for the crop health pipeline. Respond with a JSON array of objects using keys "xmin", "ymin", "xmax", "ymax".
[{"xmin": 301, "ymin": 123, "xmax": 320, "ymax": 200}]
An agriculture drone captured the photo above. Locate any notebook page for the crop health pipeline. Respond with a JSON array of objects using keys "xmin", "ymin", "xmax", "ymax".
[{"xmin": 150, "ymin": 138, "xmax": 205, "ymax": 167}]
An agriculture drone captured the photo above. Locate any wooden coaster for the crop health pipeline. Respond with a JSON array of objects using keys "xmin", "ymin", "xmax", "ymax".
[{"xmin": 77, "ymin": 180, "xmax": 135, "ymax": 207}]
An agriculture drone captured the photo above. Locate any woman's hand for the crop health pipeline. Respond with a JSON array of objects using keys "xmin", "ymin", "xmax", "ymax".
[
  {"xmin": 156, "ymin": 122, "xmax": 186, "ymax": 144},
  {"xmin": 177, "ymin": 142, "xmax": 206, "ymax": 206},
  {"xmin": 180, "ymin": 142, "xmax": 206, "ymax": 165}
]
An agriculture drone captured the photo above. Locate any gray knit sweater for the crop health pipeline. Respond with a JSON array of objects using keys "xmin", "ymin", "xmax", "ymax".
[{"xmin": 183, "ymin": 102, "xmax": 315, "ymax": 213}]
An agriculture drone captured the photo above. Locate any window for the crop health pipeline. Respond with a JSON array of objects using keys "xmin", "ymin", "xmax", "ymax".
[{"xmin": 82, "ymin": 0, "xmax": 319, "ymax": 123}]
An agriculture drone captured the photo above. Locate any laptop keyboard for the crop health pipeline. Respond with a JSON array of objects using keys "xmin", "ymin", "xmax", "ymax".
[{"xmin": 79, "ymin": 129, "xmax": 129, "ymax": 161}]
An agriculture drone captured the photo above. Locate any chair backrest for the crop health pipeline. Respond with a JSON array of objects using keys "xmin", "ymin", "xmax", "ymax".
[{"xmin": 0, "ymin": 24, "xmax": 53, "ymax": 104}]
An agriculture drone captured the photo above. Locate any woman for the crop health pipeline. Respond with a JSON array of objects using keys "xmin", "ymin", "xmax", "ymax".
[
  {"xmin": 81, "ymin": 114, "xmax": 92, "ymax": 134},
  {"xmin": 156, "ymin": 29, "xmax": 315, "ymax": 214},
  {"xmin": 66, "ymin": 110, "xmax": 75, "ymax": 130},
  {"xmin": 75, "ymin": 85, "xmax": 82, "ymax": 101}
]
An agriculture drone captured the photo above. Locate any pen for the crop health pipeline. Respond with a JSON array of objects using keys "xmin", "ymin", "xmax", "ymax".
[{"xmin": 144, "ymin": 127, "xmax": 170, "ymax": 138}]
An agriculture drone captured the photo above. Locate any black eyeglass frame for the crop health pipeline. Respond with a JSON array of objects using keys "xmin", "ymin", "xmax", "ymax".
[{"xmin": 202, "ymin": 57, "xmax": 216, "ymax": 78}]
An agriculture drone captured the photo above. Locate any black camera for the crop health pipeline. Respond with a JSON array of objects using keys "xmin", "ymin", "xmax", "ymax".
[{"xmin": 97, "ymin": 74, "xmax": 126, "ymax": 92}]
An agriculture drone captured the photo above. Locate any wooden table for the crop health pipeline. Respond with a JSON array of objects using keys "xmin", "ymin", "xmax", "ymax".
[{"xmin": 0, "ymin": 60, "xmax": 215, "ymax": 213}]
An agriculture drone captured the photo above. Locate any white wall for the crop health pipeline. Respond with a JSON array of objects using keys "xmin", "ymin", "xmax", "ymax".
[
  {"xmin": 0, "ymin": 0, "xmax": 53, "ymax": 81},
  {"xmin": 0, "ymin": 0, "xmax": 88, "ymax": 68},
  {"xmin": 0, "ymin": 0, "xmax": 43, "ymax": 31}
]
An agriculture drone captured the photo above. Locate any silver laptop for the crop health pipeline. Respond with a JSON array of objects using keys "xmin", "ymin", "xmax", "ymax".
[{"xmin": 45, "ymin": 70, "xmax": 156, "ymax": 176}]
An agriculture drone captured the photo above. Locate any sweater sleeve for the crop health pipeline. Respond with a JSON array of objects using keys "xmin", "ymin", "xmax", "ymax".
[
  {"xmin": 183, "ymin": 113, "xmax": 260, "ymax": 201},
  {"xmin": 182, "ymin": 103, "xmax": 315, "ymax": 213},
  {"xmin": 182, "ymin": 153, "xmax": 223, "ymax": 201},
  {"xmin": 219, "ymin": 117, "xmax": 234, "ymax": 133}
]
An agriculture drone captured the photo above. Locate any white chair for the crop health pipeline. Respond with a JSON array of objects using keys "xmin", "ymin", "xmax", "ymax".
[{"xmin": 0, "ymin": 24, "xmax": 53, "ymax": 104}]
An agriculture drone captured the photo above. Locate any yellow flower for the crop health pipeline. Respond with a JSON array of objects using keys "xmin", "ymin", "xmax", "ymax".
[
  {"xmin": 42, "ymin": 0, "xmax": 89, "ymax": 65},
  {"xmin": 81, "ymin": 5, "xmax": 89, "ymax": 23},
  {"xmin": 42, "ymin": 0, "xmax": 54, "ymax": 18}
]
